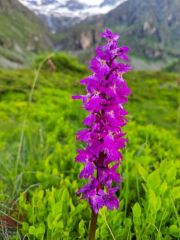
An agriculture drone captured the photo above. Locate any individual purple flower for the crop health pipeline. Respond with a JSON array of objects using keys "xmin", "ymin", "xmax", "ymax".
[
  {"xmin": 101, "ymin": 28, "xmax": 119, "ymax": 41},
  {"xmin": 73, "ymin": 28, "xmax": 131, "ymax": 214}
]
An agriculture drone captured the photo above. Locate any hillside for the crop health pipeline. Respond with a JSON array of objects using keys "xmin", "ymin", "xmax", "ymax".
[
  {"xmin": 0, "ymin": 0, "xmax": 53, "ymax": 68},
  {"xmin": 164, "ymin": 59, "xmax": 180, "ymax": 73},
  {"xmin": 57, "ymin": 0, "xmax": 180, "ymax": 69},
  {"xmin": 0, "ymin": 54, "xmax": 179, "ymax": 238},
  {"xmin": 104, "ymin": 0, "xmax": 180, "ymax": 59}
]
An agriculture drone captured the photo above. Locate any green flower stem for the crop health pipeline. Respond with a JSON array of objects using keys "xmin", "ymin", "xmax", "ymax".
[{"xmin": 89, "ymin": 209, "xmax": 98, "ymax": 240}]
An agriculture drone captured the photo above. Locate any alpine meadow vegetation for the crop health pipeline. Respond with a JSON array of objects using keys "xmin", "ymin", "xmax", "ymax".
[{"xmin": 0, "ymin": 49, "xmax": 179, "ymax": 239}]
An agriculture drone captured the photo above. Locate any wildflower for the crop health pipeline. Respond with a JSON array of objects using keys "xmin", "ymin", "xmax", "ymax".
[{"xmin": 73, "ymin": 28, "xmax": 131, "ymax": 215}]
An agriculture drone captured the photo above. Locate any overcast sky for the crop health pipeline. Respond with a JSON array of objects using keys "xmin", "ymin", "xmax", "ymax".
[{"xmin": 77, "ymin": 0, "xmax": 104, "ymax": 5}]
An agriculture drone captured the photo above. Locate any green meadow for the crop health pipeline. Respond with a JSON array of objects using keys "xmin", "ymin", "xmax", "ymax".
[{"xmin": 0, "ymin": 53, "xmax": 179, "ymax": 239}]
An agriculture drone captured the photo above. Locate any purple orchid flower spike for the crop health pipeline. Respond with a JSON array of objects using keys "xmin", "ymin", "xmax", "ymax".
[{"xmin": 73, "ymin": 28, "xmax": 132, "ymax": 240}]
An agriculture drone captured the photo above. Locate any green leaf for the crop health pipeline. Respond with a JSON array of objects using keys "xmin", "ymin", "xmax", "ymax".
[
  {"xmin": 132, "ymin": 203, "xmax": 142, "ymax": 240},
  {"xmin": 166, "ymin": 166, "xmax": 177, "ymax": 184},
  {"xmin": 169, "ymin": 225, "xmax": 180, "ymax": 237},
  {"xmin": 160, "ymin": 160, "xmax": 167, "ymax": 175},
  {"xmin": 132, "ymin": 203, "xmax": 141, "ymax": 218},
  {"xmin": 79, "ymin": 220, "xmax": 85, "ymax": 237},
  {"xmin": 160, "ymin": 181, "xmax": 168, "ymax": 195},
  {"xmin": 21, "ymin": 222, "xmax": 29, "ymax": 235},
  {"xmin": 124, "ymin": 218, "xmax": 132, "ymax": 228},
  {"xmin": 138, "ymin": 164, "xmax": 148, "ymax": 181},
  {"xmin": 29, "ymin": 223, "xmax": 45, "ymax": 238},
  {"xmin": 47, "ymin": 212, "xmax": 62, "ymax": 230},
  {"xmin": 37, "ymin": 189, "xmax": 44, "ymax": 202},
  {"xmin": 171, "ymin": 186, "xmax": 180, "ymax": 200},
  {"xmin": 29, "ymin": 226, "xmax": 36, "ymax": 235},
  {"xmin": 61, "ymin": 187, "xmax": 70, "ymax": 225},
  {"xmin": 148, "ymin": 189, "xmax": 158, "ymax": 212},
  {"xmin": 132, "ymin": 202, "xmax": 141, "ymax": 227},
  {"xmin": 47, "ymin": 213, "xmax": 54, "ymax": 230},
  {"xmin": 147, "ymin": 170, "xmax": 161, "ymax": 190},
  {"xmin": 37, "ymin": 223, "xmax": 45, "ymax": 236}
]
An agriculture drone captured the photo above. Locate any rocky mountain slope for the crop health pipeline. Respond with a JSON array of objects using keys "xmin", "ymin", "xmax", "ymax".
[
  {"xmin": 0, "ymin": 0, "xmax": 53, "ymax": 68},
  {"xmin": 104, "ymin": 0, "xmax": 180, "ymax": 59},
  {"xmin": 56, "ymin": 0, "xmax": 180, "ymax": 67}
]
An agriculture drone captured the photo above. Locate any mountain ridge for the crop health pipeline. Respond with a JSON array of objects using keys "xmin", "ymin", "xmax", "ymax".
[
  {"xmin": 0, "ymin": 0, "xmax": 53, "ymax": 68},
  {"xmin": 55, "ymin": 0, "xmax": 180, "ymax": 68}
]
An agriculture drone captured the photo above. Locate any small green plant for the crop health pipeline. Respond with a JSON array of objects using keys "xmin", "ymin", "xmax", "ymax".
[{"xmin": 33, "ymin": 52, "xmax": 87, "ymax": 73}]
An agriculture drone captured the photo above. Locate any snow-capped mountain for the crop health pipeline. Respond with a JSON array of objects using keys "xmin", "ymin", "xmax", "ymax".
[
  {"xmin": 19, "ymin": 0, "xmax": 127, "ymax": 17},
  {"xmin": 18, "ymin": 0, "xmax": 127, "ymax": 31}
]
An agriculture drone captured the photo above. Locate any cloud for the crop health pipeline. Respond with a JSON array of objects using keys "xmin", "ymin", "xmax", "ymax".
[{"xmin": 78, "ymin": 0, "xmax": 104, "ymax": 6}]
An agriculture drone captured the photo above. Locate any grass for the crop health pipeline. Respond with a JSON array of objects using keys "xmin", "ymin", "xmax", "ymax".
[{"xmin": 0, "ymin": 53, "xmax": 179, "ymax": 239}]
